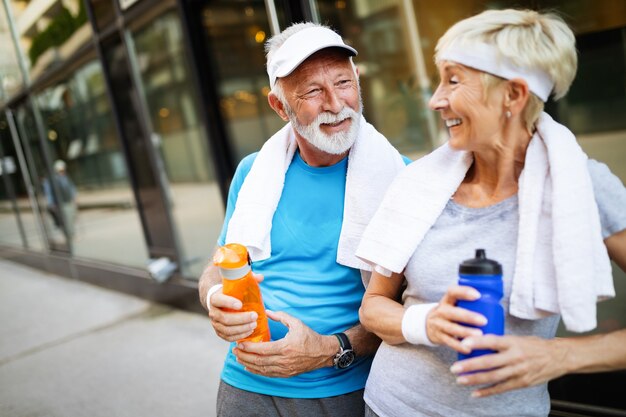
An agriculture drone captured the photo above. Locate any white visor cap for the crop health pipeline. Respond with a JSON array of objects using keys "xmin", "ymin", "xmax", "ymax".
[{"xmin": 267, "ymin": 26, "xmax": 357, "ymax": 87}]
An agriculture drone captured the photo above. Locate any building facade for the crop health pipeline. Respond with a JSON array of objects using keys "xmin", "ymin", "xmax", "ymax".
[{"xmin": 1, "ymin": 0, "xmax": 625, "ymax": 413}]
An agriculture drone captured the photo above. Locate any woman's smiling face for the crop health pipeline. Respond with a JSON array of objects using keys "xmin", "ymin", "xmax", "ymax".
[{"xmin": 429, "ymin": 61, "xmax": 507, "ymax": 153}]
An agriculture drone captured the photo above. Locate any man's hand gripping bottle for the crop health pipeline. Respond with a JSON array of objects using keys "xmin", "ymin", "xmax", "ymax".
[{"xmin": 213, "ymin": 243, "xmax": 271, "ymax": 343}]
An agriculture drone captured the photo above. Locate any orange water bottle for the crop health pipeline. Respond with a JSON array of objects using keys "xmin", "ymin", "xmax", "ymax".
[{"xmin": 213, "ymin": 243, "xmax": 271, "ymax": 343}]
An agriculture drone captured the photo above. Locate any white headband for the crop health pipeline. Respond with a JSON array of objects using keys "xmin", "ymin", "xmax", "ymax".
[
  {"xmin": 267, "ymin": 26, "xmax": 357, "ymax": 87},
  {"xmin": 438, "ymin": 41, "xmax": 554, "ymax": 102}
]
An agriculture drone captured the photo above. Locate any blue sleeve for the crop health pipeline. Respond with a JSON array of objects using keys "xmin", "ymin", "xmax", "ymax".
[
  {"xmin": 217, "ymin": 153, "xmax": 258, "ymax": 246},
  {"xmin": 587, "ymin": 159, "xmax": 626, "ymax": 238}
]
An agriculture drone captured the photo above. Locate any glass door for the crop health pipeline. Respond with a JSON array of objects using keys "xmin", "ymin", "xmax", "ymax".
[
  {"xmin": 126, "ymin": 10, "xmax": 226, "ymax": 278},
  {"xmin": 13, "ymin": 102, "xmax": 58, "ymax": 251},
  {"xmin": 199, "ymin": 0, "xmax": 284, "ymax": 164},
  {"xmin": 31, "ymin": 59, "xmax": 150, "ymax": 267},
  {"xmin": 0, "ymin": 114, "xmax": 28, "ymax": 249}
]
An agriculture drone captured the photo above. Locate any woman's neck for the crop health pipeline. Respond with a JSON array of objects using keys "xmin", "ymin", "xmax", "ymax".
[{"xmin": 454, "ymin": 130, "xmax": 532, "ymax": 208}]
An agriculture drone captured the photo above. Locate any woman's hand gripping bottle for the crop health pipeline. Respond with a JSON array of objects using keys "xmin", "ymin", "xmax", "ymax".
[
  {"xmin": 213, "ymin": 243, "xmax": 271, "ymax": 343},
  {"xmin": 456, "ymin": 249, "xmax": 504, "ymax": 360}
]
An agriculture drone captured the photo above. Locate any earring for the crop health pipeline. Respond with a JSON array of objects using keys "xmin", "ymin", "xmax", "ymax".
[{"xmin": 505, "ymin": 110, "xmax": 512, "ymax": 118}]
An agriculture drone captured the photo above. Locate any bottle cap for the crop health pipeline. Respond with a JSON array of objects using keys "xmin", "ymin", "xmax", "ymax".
[
  {"xmin": 459, "ymin": 249, "xmax": 502, "ymax": 275},
  {"xmin": 213, "ymin": 243, "xmax": 250, "ymax": 269},
  {"xmin": 213, "ymin": 243, "xmax": 252, "ymax": 280}
]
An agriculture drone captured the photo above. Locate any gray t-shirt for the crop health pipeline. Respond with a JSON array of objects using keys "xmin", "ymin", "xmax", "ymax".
[{"xmin": 364, "ymin": 160, "xmax": 626, "ymax": 417}]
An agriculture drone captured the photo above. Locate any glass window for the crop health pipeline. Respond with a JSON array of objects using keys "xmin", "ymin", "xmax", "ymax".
[
  {"xmin": 33, "ymin": 60, "xmax": 149, "ymax": 267},
  {"xmin": 201, "ymin": 1, "xmax": 283, "ymax": 163},
  {"xmin": 89, "ymin": 0, "xmax": 116, "ymax": 32},
  {"xmin": 0, "ymin": 6, "xmax": 24, "ymax": 101},
  {"xmin": 2, "ymin": 108, "xmax": 46, "ymax": 251},
  {"xmin": 0, "ymin": 115, "xmax": 27, "ymax": 248},
  {"xmin": 14, "ymin": 103, "xmax": 55, "ymax": 251},
  {"xmin": 10, "ymin": 0, "xmax": 92, "ymax": 80},
  {"xmin": 130, "ymin": 11, "xmax": 225, "ymax": 278},
  {"xmin": 315, "ymin": 0, "xmax": 440, "ymax": 159},
  {"xmin": 0, "ymin": 168, "xmax": 24, "ymax": 247}
]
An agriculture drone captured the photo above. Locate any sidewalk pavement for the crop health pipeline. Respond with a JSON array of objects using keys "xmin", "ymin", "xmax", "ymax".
[{"xmin": 0, "ymin": 259, "xmax": 229, "ymax": 417}]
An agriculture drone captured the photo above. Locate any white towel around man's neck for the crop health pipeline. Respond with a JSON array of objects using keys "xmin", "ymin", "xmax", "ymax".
[
  {"xmin": 356, "ymin": 112, "xmax": 614, "ymax": 332},
  {"xmin": 226, "ymin": 114, "xmax": 406, "ymax": 271}
]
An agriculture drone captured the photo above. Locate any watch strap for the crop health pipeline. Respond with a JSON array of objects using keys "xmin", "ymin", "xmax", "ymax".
[
  {"xmin": 332, "ymin": 332, "xmax": 355, "ymax": 369},
  {"xmin": 333, "ymin": 332, "xmax": 352, "ymax": 351}
]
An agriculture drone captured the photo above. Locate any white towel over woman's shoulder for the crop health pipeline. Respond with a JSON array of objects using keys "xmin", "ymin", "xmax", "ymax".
[
  {"xmin": 356, "ymin": 112, "xmax": 614, "ymax": 332},
  {"xmin": 226, "ymin": 114, "xmax": 406, "ymax": 271}
]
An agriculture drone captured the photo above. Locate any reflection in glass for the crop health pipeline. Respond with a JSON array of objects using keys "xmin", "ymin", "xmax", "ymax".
[
  {"xmin": 202, "ymin": 1, "xmax": 283, "ymax": 162},
  {"xmin": 14, "ymin": 104, "xmax": 54, "ymax": 250},
  {"xmin": 0, "ymin": 116, "xmax": 26, "ymax": 247},
  {"xmin": 315, "ymin": 0, "xmax": 437, "ymax": 158},
  {"xmin": 9, "ymin": 0, "xmax": 91, "ymax": 80},
  {"xmin": 131, "ymin": 12, "xmax": 225, "ymax": 278},
  {"xmin": 0, "ymin": 6, "xmax": 24, "ymax": 101},
  {"xmin": 88, "ymin": 0, "xmax": 116, "ymax": 31},
  {"xmin": 33, "ymin": 60, "xmax": 149, "ymax": 266},
  {"xmin": 1, "ymin": 108, "xmax": 49, "ymax": 251}
]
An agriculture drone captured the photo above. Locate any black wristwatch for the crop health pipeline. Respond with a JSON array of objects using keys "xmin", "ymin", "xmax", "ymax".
[{"xmin": 333, "ymin": 332, "xmax": 355, "ymax": 369}]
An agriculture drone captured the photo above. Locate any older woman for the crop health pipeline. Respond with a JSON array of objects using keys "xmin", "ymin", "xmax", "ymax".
[{"xmin": 356, "ymin": 9, "xmax": 626, "ymax": 417}]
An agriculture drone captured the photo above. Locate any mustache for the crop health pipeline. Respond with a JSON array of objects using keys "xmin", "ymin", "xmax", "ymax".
[{"xmin": 313, "ymin": 107, "xmax": 359, "ymax": 126}]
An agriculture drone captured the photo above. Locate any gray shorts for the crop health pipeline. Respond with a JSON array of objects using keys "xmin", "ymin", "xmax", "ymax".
[
  {"xmin": 217, "ymin": 380, "xmax": 365, "ymax": 417},
  {"xmin": 364, "ymin": 403, "xmax": 379, "ymax": 417}
]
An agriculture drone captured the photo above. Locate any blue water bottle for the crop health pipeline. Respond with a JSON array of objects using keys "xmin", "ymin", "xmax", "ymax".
[{"xmin": 457, "ymin": 249, "xmax": 504, "ymax": 360}]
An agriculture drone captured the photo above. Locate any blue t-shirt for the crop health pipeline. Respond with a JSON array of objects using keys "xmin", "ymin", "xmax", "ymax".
[{"xmin": 218, "ymin": 151, "xmax": 402, "ymax": 398}]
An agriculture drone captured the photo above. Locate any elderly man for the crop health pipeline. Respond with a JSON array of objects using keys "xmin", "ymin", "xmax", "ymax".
[{"xmin": 198, "ymin": 22, "xmax": 409, "ymax": 417}]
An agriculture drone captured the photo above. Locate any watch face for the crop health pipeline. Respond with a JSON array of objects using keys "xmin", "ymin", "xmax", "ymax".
[{"xmin": 336, "ymin": 349, "xmax": 355, "ymax": 369}]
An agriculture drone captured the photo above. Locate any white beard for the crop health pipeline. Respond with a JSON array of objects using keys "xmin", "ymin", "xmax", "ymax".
[{"xmin": 285, "ymin": 104, "xmax": 362, "ymax": 155}]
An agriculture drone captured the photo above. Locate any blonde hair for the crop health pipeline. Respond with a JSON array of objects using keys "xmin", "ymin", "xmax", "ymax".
[
  {"xmin": 481, "ymin": 73, "xmax": 544, "ymax": 134},
  {"xmin": 436, "ymin": 9, "xmax": 577, "ymax": 130}
]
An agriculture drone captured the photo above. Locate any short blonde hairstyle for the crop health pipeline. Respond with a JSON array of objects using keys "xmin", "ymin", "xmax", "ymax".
[
  {"xmin": 481, "ymin": 73, "xmax": 544, "ymax": 134},
  {"xmin": 435, "ymin": 9, "xmax": 577, "ymax": 130}
]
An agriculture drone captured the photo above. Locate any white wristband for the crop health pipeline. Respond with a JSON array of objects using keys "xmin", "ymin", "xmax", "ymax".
[
  {"xmin": 206, "ymin": 284, "xmax": 223, "ymax": 312},
  {"xmin": 373, "ymin": 264, "xmax": 393, "ymax": 277},
  {"xmin": 401, "ymin": 303, "xmax": 438, "ymax": 346}
]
